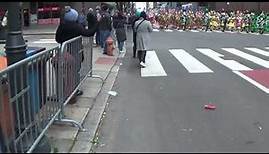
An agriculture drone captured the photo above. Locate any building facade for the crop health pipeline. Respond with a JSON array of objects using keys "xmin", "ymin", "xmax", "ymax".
[{"xmin": 0, "ymin": 2, "xmax": 107, "ymax": 27}]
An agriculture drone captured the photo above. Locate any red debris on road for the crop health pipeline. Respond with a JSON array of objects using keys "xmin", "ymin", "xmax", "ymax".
[{"xmin": 204, "ymin": 104, "xmax": 216, "ymax": 110}]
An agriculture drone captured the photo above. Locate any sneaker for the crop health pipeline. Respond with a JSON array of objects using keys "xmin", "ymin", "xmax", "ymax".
[{"xmin": 140, "ymin": 62, "xmax": 146, "ymax": 68}]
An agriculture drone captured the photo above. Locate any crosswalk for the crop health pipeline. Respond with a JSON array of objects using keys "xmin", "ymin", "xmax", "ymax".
[
  {"xmin": 32, "ymin": 38, "xmax": 57, "ymax": 44},
  {"xmin": 140, "ymin": 47, "xmax": 269, "ymax": 94}
]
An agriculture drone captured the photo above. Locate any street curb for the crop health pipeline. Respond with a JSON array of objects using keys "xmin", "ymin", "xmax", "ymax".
[{"xmin": 69, "ymin": 52, "xmax": 123, "ymax": 153}]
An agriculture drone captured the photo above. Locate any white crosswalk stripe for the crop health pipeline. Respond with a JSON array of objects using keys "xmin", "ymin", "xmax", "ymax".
[
  {"xmin": 222, "ymin": 48, "xmax": 269, "ymax": 68},
  {"xmin": 196, "ymin": 48, "xmax": 252, "ymax": 71},
  {"xmin": 244, "ymin": 47, "xmax": 269, "ymax": 57},
  {"xmin": 164, "ymin": 29, "xmax": 173, "ymax": 32},
  {"xmin": 141, "ymin": 50, "xmax": 167, "ymax": 77},
  {"xmin": 169, "ymin": 49, "xmax": 213, "ymax": 73},
  {"xmin": 32, "ymin": 39, "xmax": 57, "ymax": 44}
]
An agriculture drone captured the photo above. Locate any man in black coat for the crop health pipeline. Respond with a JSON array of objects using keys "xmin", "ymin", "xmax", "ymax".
[
  {"xmin": 132, "ymin": 12, "xmax": 141, "ymax": 58},
  {"xmin": 55, "ymin": 7, "xmax": 97, "ymax": 103},
  {"xmin": 99, "ymin": 5, "xmax": 112, "ymax": 54},
  {"xmin": 87, "ymin": 8, "xmax": 97, "ymax": 32}
]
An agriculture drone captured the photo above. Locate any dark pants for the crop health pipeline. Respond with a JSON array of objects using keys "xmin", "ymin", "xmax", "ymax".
[
  {"xmin": 137, "ymin": 50, "xmax": 147, "ymax": 63},
  {"xmin": 222, "ymin": 20, "xmax": 227, "ymax": 32},
  {"xmin": 133, "ymin": 31, "xmax": 137, "ymax": 58},
  {"xmin": 95, "ymin": 30, "xmax": 101, "ymax": 45},
  {"xmin": 117, "ymin": 40, "xmax": 124, "ymax": 51}
]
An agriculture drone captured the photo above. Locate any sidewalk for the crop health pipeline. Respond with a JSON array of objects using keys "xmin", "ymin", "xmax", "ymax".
[
  {"xmin": 46, "ymin": 45, "xmax": 125, "ymax": 153},
  {"xmin": 22, "ymin": 24, "xmax": 58, "ymax": 35}
]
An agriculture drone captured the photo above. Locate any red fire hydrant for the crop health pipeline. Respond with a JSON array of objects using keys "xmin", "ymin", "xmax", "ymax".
[{"xmin": 105, "ymin": 36, "xmax": 114, "ymax": 56}]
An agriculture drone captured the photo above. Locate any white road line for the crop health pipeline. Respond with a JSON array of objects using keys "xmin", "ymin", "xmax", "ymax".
[
  {"xmin": 233, "ymin": 71, "xmax": 269, "ymax": 94},
  {"xmin": 177, "ymin": 30, "xmax": 184, "ymax": 32},
  {"xmin": 244, "ymin": 47, "xmax": 269, "ymax": 57},
  {"xmin": 265, "ymin": 47, "xmax": 269, "ymax": 50},
  {"xmin": 141, "ymin": 50, "xmax": 167, "ymax": 77},
  {"xmin": 164, "ymin": 29, "xmax": 173, "ymax": 32},
  {"xmin": 153, "ymin": 29, "xmax": 160, "ymax": 32},
  {"xmin": 197, "ymin": 48, "xmax": 252, "ymax": 71},
  {"xmin": 169, "ymin": 49, "xmax": 213, "ymax": 73},
  {"xmin": 190, "ymin": 30, "xmax": 199, "ymax": 33},
  {"xmin": 33, "ymin": 39, "xmax": 57, "ymax": 44},
  {"xmin": 214, "ymin": 30, "xmax": 222, "ymax": 33},
  {"xmin": 222, "ymin": 48, "xmax": 269, "ymax": 68}
]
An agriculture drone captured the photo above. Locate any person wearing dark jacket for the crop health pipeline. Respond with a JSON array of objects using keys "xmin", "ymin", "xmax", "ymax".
[
  {"xmin": 87, "ymin": 8, "xmax": 99, "ymax": 46},
  {"xmin": 56, "ymin": 8, "xmax": 97, "ymax": 44},
  {"xmin": 132, "ymin": 11, "xmax": 141, "ymax": 58},
  {"xmin": 55, "ymin": 7, "xmax": 97, "ymax": 103},
  {"xmin": 113, "ymin": 11, "xmax": 127, "ymax": 53},
  {"xmin": 99, "ymin": 5, "xmax": 112, "ymax": 54}
]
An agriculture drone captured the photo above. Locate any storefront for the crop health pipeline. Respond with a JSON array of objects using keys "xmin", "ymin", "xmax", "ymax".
[{"xmin": 37, "ymin": 5, "xmax": 61, "ymax": 25}]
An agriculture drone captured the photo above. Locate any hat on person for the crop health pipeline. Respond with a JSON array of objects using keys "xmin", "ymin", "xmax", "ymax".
[
  {"xmin": 64, "ymin": 8, "xmax": 78, "ymax": 22},
  {"xmin": 135, "ymin": 10, "xmax": 141, "ymax": 17},
  {"xmin": 140, "ymin": 11, "xmax": 147, "ymax": 19}
]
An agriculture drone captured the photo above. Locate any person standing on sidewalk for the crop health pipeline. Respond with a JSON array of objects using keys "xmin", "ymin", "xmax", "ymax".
[
  {"xmin": 55, "ymin": 6, "xmax": 97, "ymax": 103},
  {"xmin": 78, "ymin": 10, "xmax": 87, "ymax": 28},
  {"xmin": 113, "ymin": 11, "xmax": 127, "ymax": 53},
  {"xmin": 99, "ymin": 4, "xmax": 112, "ymax": 54},
  {"xmin": 132, "ymin": 10, "xmax": 141, "ymax": 58},
  {"xmin": 134, "ymin": 11, "xmax": 153, "ymax": 68},
  {"xmin": 87, "ymin": 8, "xmax": 98, "ymax": 46}
]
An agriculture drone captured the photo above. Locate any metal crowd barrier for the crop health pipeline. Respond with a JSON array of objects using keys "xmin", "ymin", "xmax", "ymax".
[{"xmin": 0, "ymin": 36, "xmax": 103, "ymax": 153}]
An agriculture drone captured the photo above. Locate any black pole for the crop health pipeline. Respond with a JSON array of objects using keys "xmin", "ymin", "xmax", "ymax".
[{"xmin": 5, "ymin": 2, "xmax": 27, "ymax": 65}]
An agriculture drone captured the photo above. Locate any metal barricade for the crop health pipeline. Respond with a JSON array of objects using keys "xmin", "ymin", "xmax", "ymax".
[
  {"xmin": 0, "ymin": 36, "xmax": 103, "ymax": 153},
  {"xmin": 0, "ymin": 47, "xmax": 61, "ymax": 152}
]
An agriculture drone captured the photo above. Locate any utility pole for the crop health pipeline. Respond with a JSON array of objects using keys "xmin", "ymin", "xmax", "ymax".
[{"xmin": 4, "ymin": 2, "xmax": 50, "ymax": 153}]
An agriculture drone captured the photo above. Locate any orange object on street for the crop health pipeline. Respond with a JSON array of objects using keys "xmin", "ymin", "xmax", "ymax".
[
  {"xmin": 106, "ymin": 36, "xmax": 114, "ymax": 56},
  {"xmin": 0, "ymin": 56, "xmax": 7, "ymax": 71}
]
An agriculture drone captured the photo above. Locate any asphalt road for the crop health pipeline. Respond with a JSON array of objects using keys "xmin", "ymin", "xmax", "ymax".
[{"xmin": 93, "ymin": 29, "xmax": 269, "ymax": 152}]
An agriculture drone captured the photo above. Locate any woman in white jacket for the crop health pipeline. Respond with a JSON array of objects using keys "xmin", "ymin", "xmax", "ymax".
[{"xmin": 134, "ymin": 11, "xmax": 153, "ymax": 68}]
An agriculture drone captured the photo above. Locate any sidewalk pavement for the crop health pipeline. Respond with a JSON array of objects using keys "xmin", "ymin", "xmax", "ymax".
[{"xmin": 46, "ymin": 45, "xmax": 126, "ymax": 153}]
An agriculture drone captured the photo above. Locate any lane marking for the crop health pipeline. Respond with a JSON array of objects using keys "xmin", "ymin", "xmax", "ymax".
[
  {"xmin": 153, "ymin": 29, "xmax": 160, "ymax": 32},
  {"xmin": 164, "ymin": 29, "xmax": 173, "ymax": 32},
  {"xmin": 214, "ymin": 30, "xmax": 223, "ymax": 33},
  {"xmin": 190, "ymin": 30, "xmax": 199, "ymax": 32},
  {"xmin": 244, "ymin": 47, "xmax": 269, "ymax": 57},
  {"xmin": 222, "ymin": 48, "xmax": 269, "ymax": 68},
  {"xmin": 233, "ymin": 71, "xmax": 269, "ymax": 94},
  {"xmin": 33, "ymin": 39, "xmax": 57, "ymax": 44},
  {"xmin": 169, "ymin": 49, "xmax": 213, "ymax": 73},
  {"xmin": 141, "ymin": 50, "xmax": 167, "ymax": 77},
  {"xmin": 197, "ymin": 48, "xmax": 252, "ymax": 71}
]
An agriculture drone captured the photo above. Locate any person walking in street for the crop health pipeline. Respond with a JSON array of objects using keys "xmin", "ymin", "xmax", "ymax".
[
  {"xmin": 113, "ymin": 11, "xmax": 127, "ymax": 53},
  {"xmin": 55, "ymin": 6, "xmax": 97, "ymax": 104},
  {"xmin": 132, "ymin": 10, "xmax": 141, "ymax": 58},
  {"xmin": 134, "ymin": 11, "xmax": 153, "ymax": 68},
  {"xmin": 99, "ymin": 4, "xmax": 112, "ymax": 54}
]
